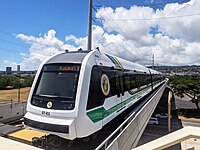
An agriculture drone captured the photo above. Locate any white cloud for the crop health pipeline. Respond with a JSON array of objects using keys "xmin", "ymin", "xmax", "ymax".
[
  {"xmin": 96, "ymin": 6, "xmax": 155, "ymax": 43},
  {"xmin": 154, "ymin": 0, "xmax": 200, "ymax": 42},
  {"xmin": 4, "ymin": 0, "xmax": 200, "ymax": 70},
  {"xmin": 94, "ymin": 0, "xmax": 200, "ymax": 65},
  {"xmin": 13, "ymin": 29, "xmax": 78, "ymax": 70}
]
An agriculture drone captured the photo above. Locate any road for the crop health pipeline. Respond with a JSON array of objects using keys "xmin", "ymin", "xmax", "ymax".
[
  {"xmin": 137, "ymin": 116, "xmax": 183, "ymax": 150},
  {"xmin": 137, "ymin": 88, "xmax": 200, "ymax": 150}
]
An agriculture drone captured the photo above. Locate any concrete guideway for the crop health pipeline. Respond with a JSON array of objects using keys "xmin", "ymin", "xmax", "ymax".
[
  {"xmin": 133, "ymin": 126, "xmax": 200, "ymax": 150},
  {"xmin": 0, "ymin": 136, "xmax": 42, "ymax": 150},
  {"xmin": 0, "ymin": 81, "xmax": 167, "ymax": 150},
  {"xmin": 182, "ymin": 119, "xmax": 200, "ymax": 128},
  {"xmin": 96, "ymin": 80, "xmax": 168, "ymax": 150}
]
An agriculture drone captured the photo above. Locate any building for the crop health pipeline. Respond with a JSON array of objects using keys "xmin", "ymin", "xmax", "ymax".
[
  {"xmin": 17, "ymin": 65, "xmax": 20, "ymax": 74},
  {"xmin": 6, "ymin": 67, "xmax": 12, "ymax": 74}
]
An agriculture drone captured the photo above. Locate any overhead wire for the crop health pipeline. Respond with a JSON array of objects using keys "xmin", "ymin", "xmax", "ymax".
[
  {"xmin": 92, "ymin": 6, "xmax": 139, "ymax": 61},
  {"xmin": 94, "ymin": 0, "xmax": 189, "ymax": 8},
  {"xmin": 94, "ymin": 1, "xmax": 144, "ymax": 61},
  {"xmin": 0, "ymin": 47, "xmax": 25, "ymax": 54},
  {"xmin": 99, "ymin": 13, "xmax": 200, "ymax": 21},
  {"xmin": 0, "ymin": 27, "xmax": 29, "ymax": 52},
  {"xmin": 92, "ymin": 8, "xmax": 127, "ymax": 50},
  {"xmin": 0, "ymin": 38, "xmax": 29, "ymax": 49},
  {"xmin": 96, "ymin": 0, "xmax": 130, "ymax": 40},
  {"xmin": 93, "ymin": 0, "xmax": 198, "ymax": 63},
  {"xmin": 0, "ymin": 29, "xmax": 13, "ymax": 35}
]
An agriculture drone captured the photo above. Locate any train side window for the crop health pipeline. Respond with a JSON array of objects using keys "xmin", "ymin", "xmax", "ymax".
[
  {"xmin": 124, "ymin": 74, "xmax": 131, "ymax": 91},
  {"xmin": 141, "ymin": 74, "xmax": 148, "ymax": 86},
  {"xmin": 87, "ymin": 66, "xmax": 119, "ymax": 110},
  {"xmin": 115, "ymin": 74, "xmax": 120, "ymax": 97},
  {"xmin": 120, "ymin": 73, "xmax": 124, "ymax": 95},
  {"xmin": 130, "ymin": 74, "xmax": 137, "ymax": 89},
  {"xmin": 127, "ymin": 75, "xmax": 131, "ymax": 90},
  {"xmin": 136, "ymin": 75, "xmax": 140, "ymax": 88},
  {"xmin": 147, "ymin": 75, "xmax": 151, "ymax": 85},
  {"xmin": 87, "ymin": 66, "xmax": 104, "ymax": 110},
  {"xmin": 108, "ymin": 71, "xmax": 118, "ymax": 96}
]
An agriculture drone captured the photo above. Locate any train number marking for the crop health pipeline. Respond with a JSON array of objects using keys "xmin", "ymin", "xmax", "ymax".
[{"xmin": 42, "ymin": 111, "xmax": 50, "ymax": 116}]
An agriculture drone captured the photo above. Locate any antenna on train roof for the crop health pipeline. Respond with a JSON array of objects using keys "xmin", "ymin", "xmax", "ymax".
[
  {"xmin": 96, "ymin": 47, "xmax": 101, "ymax": 54},
  {"xmin": 78, "ymin": 48, "xmax": 83, "ymax": 51}
]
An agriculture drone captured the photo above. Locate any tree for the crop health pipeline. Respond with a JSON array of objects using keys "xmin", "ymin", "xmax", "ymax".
[
  {"xmin": 170, "ymin": 76, "xmax": 200, "ymax": 110},
  {"xmin": 0, "ymin": 76, "xmax": 6, "ymax": 89},
  {"xmin": 0, "ymin": 75, "xmax": 35, "ymax": 89}
]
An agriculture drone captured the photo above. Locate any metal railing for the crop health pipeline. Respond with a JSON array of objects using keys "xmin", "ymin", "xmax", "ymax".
[{"xmin": 95, "ymin": 80, "xmax": 168, "ymax": 150}]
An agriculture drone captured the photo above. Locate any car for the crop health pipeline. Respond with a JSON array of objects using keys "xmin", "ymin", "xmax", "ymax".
[
  {"xmin": 148, "ymin": 117, "xmax": 159, "ymax": 125},
  {"xmin": 155, "ymin": 113, "xmax": 171, "ymax": 119}
]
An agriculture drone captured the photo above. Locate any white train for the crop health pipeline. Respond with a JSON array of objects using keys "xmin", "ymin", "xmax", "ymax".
[{"xmin": 24, "ymin": 49, "xmax": 164, "ymax": 140}]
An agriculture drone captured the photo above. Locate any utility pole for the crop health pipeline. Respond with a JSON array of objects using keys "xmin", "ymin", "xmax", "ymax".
[
  {"xmin": 152, "ymin": 54, "xmax": 154, "ymax": 68},
  {"xmin": 87, "ymin": 0, "xmax": 93, "ymax": 50}
]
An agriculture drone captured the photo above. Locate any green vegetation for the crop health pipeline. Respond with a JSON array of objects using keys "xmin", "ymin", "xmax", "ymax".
[
  {"xmin": 170, "ymin": 76, "xmax": 200, "ymax": 109},
  {"xmin": 0, "ymin": 75, "xmax": 34, "ymax": 89}
]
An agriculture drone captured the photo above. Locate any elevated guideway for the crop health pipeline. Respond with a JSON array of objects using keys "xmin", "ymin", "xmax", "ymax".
[
  {"xmin": 0, "ymin": 80, "xmax": 168, "ymax": 150},
  {"xmin": 133, "ymin": 126, "xmax": 200, "ymax": 150},
  {"xmin": 0, "ymin": 136, "xmax": 41, "ymax": 150},
  {"xmin": 96, "ymin": 79, "xmax": 168, "ymax": 150}
]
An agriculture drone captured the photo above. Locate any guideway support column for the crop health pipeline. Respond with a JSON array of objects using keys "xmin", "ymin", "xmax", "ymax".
[{"xmin": 168, "ymin": 90, "xmax": 172, "ymax": 132}]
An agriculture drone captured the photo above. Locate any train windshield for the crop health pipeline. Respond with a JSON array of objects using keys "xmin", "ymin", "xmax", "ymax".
[{"xmin": 31, "ymin": 64, "xmax": 81, "ymax": 110}]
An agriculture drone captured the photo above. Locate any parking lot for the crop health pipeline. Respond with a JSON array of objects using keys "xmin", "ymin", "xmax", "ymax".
[
  {"xmin": 137, "ymin": 111, "xmax": 183, "ymax": 150},
  {"xmin": 137, "ymin": 88, "xmax": 183, "ymax": 150}
]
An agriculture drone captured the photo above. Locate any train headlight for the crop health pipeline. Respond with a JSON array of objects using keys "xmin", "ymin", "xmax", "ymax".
[
  {"xmin": 68, "ymin": 103, "xmax": 73, "ymax": 110},
  {"xmin": 63, "ymin": 103, "xmax": 73, "ymax": 110}
]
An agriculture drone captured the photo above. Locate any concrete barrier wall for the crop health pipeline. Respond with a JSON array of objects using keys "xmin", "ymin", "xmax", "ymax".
[
  {"xmin": 0, "ymin": 101, "xmax": 27, "ymax": 123},
  {"xmin": 106, "ymin": 81, "xmax": 168, "ymax": 150}
]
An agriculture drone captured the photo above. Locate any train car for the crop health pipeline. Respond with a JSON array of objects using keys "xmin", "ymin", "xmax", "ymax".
[{"xmin": 24, "ymin": 49, "xmax": 165, "ymax": 140}]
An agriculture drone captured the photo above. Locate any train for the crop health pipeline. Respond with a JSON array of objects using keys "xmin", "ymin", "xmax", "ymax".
[{"xmin": 24, "ymin": 49, "xmax": 165, "ymax": 140}]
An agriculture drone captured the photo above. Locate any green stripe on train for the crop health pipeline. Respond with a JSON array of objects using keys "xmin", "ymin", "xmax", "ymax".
[{"xmin": 86, "ymin": 87, "xmax": 150, "ymax": 123}]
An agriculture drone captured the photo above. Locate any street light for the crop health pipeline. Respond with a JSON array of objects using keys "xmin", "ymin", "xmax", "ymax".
[{"xmin": 18, "ymin": 79, "xmax": 24, "ymax": 102}]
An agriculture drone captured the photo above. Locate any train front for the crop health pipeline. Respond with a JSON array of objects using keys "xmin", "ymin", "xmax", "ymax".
[{"xmin": 24, "ymin": 51, "xmax": 89, "ymax": 140}]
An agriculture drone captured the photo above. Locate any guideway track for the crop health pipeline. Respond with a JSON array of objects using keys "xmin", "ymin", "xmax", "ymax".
[
  {"xmin": 0, "ymin": 80, "xmax": 167, "ymax": 150},
  {"xmin": 28, "ymin": 80, "xmax": 167, "ymax": 150},
  {"xmin": 96, "ymin": 79, "xmax": 168, "ymax": 150}
]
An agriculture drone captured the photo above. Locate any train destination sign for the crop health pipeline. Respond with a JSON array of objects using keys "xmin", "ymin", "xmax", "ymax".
[
  {"xmin": 59, "ymin": 66, "xmax": 80, "ymax": 71},
  {"xmin": 44, "ymin": 64, "xmax": 80, "ymax": 72}
]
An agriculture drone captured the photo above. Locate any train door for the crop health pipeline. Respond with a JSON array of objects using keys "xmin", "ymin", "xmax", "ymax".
[
  {"xmin": 115, "ymin": 73, "xmax": 122, "ymax": 109},
  {"xmin": 115, "ymin": 71, "xmax": 124, "ymax": 112},
  {"xmin": 102, "ymin": 70, "xmax": 124, "ymax": 126}
]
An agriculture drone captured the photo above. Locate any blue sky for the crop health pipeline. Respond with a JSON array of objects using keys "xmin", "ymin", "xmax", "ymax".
[
  {"xmin": 0, "ymin": 0, "xmax": 196, "ymax": 70},
  {"xmin": 0, "ymin": 0, "xmax": 89, "ymax": 67}
]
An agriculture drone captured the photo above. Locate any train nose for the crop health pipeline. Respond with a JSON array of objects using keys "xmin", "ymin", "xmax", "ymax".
[{"xmin": 24, "ymin": 112, "xmax": 77, "ymax": 140}]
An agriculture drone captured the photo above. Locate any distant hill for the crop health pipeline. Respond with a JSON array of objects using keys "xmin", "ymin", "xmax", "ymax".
[{"xmin": 148, "ymin": 65, "xmax": 200, "ymax": 76}]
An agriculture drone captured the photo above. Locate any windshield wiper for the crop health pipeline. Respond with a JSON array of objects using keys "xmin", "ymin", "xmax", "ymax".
[
  {"xmin": 36, "ymin": 94, "xmax": 57, "ymax": 98},
  {"xmin": 36, "ymin": 94, "xmax": 73, "ymax": 100}
]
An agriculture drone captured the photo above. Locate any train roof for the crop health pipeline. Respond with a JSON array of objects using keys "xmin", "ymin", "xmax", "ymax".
[
  {"xmin": 45, "ymin": 50, "xmax": 91, "ymax": 64},
  {"xmin": 44, "ymin": 49, "xmax": 161, "ymax": 74},
  {"xmin": 148, "ymin": 68, "xmax": 161, "ymax": 74}
]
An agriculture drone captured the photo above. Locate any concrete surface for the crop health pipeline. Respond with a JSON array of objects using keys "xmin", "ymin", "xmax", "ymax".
[{"xmin": 0, "ymin": 136, "xmax": 41, "ymax": 150}]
